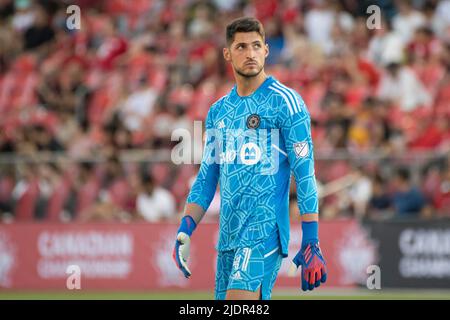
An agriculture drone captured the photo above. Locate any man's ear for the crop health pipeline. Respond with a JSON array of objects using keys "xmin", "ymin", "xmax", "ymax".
[
  {"xmin": 265, "ymin": 43, "xmax": 269, "ymax": 58},
  {"xmin": 223, "ymin": 47, "xmax": 231, "ymax": 62}
]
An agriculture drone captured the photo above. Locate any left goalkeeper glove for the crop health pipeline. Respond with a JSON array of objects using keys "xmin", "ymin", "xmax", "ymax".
[
  {"xmin": 288, "ymin": 221, "xmax": 327, "ymax": 291},
  {"xmin": 172, "ymin": 215, "xmax": 197, "ymax": 278}
]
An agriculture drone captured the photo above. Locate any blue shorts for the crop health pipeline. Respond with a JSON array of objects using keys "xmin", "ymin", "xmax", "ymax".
[{"xmin": 214, "ymin": 228, "xmax": 283, "ymax": 300}]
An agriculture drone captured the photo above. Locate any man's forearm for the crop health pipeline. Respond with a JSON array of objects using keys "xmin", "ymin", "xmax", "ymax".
[
  {"xmin": 184, "ymin": 203, "xmax": 206, "ymax": 225},
  {"xmin": 301, "ymin": 213, "xmax": 319, "ymax": 222}
]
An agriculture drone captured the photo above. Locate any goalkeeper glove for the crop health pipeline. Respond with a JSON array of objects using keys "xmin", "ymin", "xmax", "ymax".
[
  {"xmin": 288, "ymin": 221, "xmax": 327, "ymax": 291},
  {"xmin": 172, "ymin": 215, "xmax": 197, "ymax": 278}
]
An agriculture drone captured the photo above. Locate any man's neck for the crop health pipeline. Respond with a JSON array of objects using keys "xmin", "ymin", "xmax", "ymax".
[{"xmin": 235, "ymin": 71, "xmax": 267, "ymax": 97}]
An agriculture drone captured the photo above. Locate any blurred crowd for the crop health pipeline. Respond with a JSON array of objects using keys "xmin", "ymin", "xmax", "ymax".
[{"xmin": 0, "ymin": 0, "xmax": 449, "ymax": 223}]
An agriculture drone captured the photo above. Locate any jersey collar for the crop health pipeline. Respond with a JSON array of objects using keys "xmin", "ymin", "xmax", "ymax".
[{"xmin": 231, "ymin": 75, "xmax": 275, "ymax": 99}]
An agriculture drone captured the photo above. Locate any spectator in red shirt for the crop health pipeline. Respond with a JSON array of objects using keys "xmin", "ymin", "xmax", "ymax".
[
  {"xmin": 407, "ymin": 26, "xmax": 442, "ymax": 63},
  {"xmin": 408, "ymin": 116, "xmax": 448, "ymax": 150},
  {"xmin": 95, "ymin": 19, "xmax": 128, "ymax": 71}
]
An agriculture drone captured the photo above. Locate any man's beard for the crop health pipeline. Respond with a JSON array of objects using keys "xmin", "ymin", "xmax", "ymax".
[{"xmin": 235, "ymin": 64, "xmax": 263, "ymax": 78}]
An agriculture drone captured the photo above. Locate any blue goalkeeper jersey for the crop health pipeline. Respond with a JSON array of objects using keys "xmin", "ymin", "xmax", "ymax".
[{"xmin": 187, "ymin": 76, "xmax": 318, "ymax": 257}]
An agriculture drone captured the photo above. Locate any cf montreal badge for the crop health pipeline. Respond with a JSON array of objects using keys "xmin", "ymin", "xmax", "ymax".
[{"xmin": 246, "ymin": 114, "xmax": 260, "ymax": 129}]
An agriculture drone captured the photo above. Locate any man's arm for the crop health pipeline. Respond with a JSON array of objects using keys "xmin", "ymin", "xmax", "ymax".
[
  {"xmin": 173, "ymin": 107, "xmax": 220, "ymax": 278},
  {"xmin": 279, "ymin": 102, "xmax": 318, "ymax": 216},
  {"xmin": 183, "ymin": 106, "xmax": 220, "ymax": 222},
  {"xmin": 183, "ymin": 203, "xmax": 206, "ymax": 224},
  {"xmin": 277, "ymin": 89, "xmax": 327, "ymax": 291}
]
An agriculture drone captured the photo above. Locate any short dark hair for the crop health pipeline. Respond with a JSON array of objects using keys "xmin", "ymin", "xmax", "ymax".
[
  {"xmin": 141, "ymin": 172, "xmax": 154, "ymax": 186},
  {"xmin": 80, "ymin": 161, "xmax": 94, "ymax": 173},
  {"xmin": 226, "ymin": 17, "xmax": 265, "ymax": 46},
  {"xmin": 396, "ymin": 167, "xmax": 411, "ymax": 182}
]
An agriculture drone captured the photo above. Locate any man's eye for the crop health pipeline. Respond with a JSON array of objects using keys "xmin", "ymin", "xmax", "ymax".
[{"xmin": 254, "ymin": 44, "xmax": 261, "ymax": 48}]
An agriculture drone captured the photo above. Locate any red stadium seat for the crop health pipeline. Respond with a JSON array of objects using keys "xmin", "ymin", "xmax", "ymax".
[
  {"xmin": 126, "ymin": 53, "xmax": 152, "ymax": 86},
  {"xmin": 300, "ymin": 82, "xmax": 327, "ymax": 122},
  {"xmin": 76, "ymin": 178, "xmax": 100, "ymax": 218},
  {"xmin": 188, "ymin": 82, "xmax": 216, "ymax": 121},
  {"xmin": 169, "ymin": 84, "xmax": 194, "ymax": 109},
  {"xmin": 423, "ymin": 170, "xmax": 441, "ymax": 199},
  {"xmin": 0, "ymin": 176, "xmax": 15, "ymax": 203},
  {"xmin": 11, "ymin": 54, "xmax": 36, "ymax": 74},
  {"xmin": 148, "ymin": 67, "xmax": 168, "ymax": 92},
  {"xmin": 46, "ymin": 179, "xmax": 71, "ymax": 222},
  {"xmin": 0, "ymin": 72, "xmax": 17, "ymax": 114},
  {"xmin": 108, "ymin": 179, "xmax": 130, "ymax": 210},
  {"xmin": 171, "ymin": 165, "xmax": 196, "ymax": 200},
  {"xmin": 87, "ymin": 89, "xmax": 110, "ymax": 126},
  {"xmin": 151, "ymin": 163, "xmax": 170, "ymax": 186},
  {"xmin": 14, "ymin": 179, "xmax": 40, "ymax": 221},
  {"xmin": 345, "ymin": 85, "xmax": 369, "ymax": 110}
]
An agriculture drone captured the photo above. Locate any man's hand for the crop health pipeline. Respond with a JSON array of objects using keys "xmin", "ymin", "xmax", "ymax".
[
  {"xmin": 173, "ymin": 232, "xmax": 192, "ymax": 278},
  {"xmin": 288, "ymin": 241, "xmax": 327, "ymax": 291},
  {"xmin": 172, "ymin": 215, "xmax": 197, "ymax": 278}
]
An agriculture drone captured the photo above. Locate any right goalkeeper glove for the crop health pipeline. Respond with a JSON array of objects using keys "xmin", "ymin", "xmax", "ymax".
[{"xmin": 172, "ymin": 215, "xmax": 197, "ymax": 278}]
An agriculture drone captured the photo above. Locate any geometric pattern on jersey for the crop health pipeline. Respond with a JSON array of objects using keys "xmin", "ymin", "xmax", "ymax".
[{"xmin": 187, "ymin": 76, "xmax": 319, "ymax": 257}]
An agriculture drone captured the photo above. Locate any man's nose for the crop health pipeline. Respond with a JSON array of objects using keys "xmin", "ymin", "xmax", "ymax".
[{"xmin": 246, "ymin": 47, "xmax": 256, "ymax": 59}]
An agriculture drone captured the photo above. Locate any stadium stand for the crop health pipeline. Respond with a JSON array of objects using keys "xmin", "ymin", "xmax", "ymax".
[{"xmin": 0, "ymin": 0, "xmax": 449, "ymax": 223}]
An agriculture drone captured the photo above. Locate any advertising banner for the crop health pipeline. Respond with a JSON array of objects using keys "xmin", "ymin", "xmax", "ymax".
[
  {"xmin": 0, "ymin": 220, "xmax": 376, "ymax": 291},
  {"xmin": 364, "ymin": 219, "xmax": 450, "ymax": 288}
]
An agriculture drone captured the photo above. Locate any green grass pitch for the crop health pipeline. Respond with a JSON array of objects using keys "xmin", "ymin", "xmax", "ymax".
[{"xmin": 1, "ymin": 289, "xmax": 450, "ymax": 300}]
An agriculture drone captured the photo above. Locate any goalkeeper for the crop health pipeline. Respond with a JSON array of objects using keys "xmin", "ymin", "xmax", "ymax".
[{"xmin": 173, "ymin": 17, "xmax": 327, "ymax": 300}]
